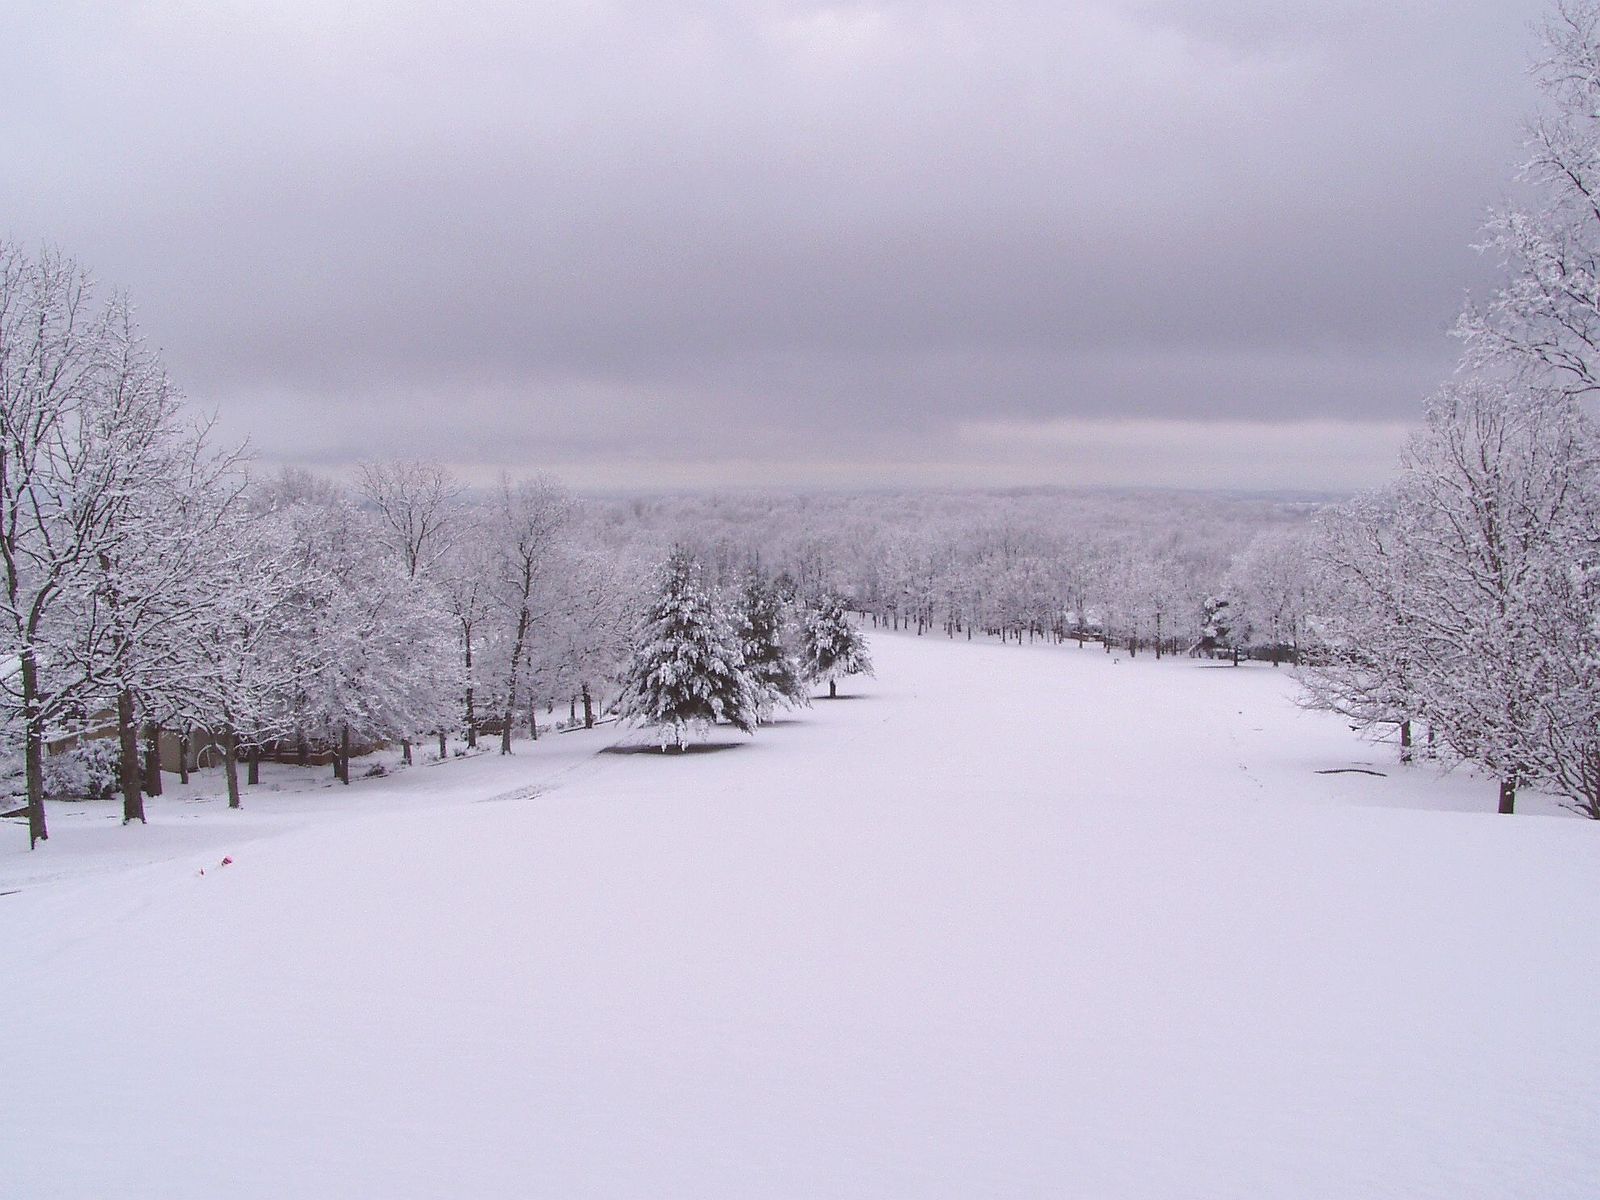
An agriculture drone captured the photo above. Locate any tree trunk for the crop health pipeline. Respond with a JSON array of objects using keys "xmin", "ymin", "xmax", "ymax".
[
  {"xmin": 142, "ymin": 720, "xmax": 163, "ymax": 796},
  {"xmin": 1399, "ymin": 719, "xmax": 1413, "ymax": 764},
  {"xmin": 177, "ymin": 729, "xmax": 191, "ymax": 785},
  {"xmin": 1498, "ymin": 774, "xmax": 1517, "ymax": 815},
  {"xmin": 297, "ymin": 734, "xmax": 309, "ymax": 767},
  {"xmin": 118, "ymin": 687, "xmax": 145, "ymax": 824},
  {"xmin": 21, "ymin": 651, "xmax": 46, "ymax": 846},
  {"xmin": 222, "ymin": 726, "xmax": 241, "ymax": 810},
  {"xmin": 247, "ymin": 742, "xmax": 260, "ymax": 786},
  {"xmin": 829, "ymin": 678, "xmax": 837, "ymax": 699},
  {"xmin": 438, "ymin": 729, "xmax": 447, "ymax": 758},
  {"xmin": 502, "ymin": 603, "xmax": 531, "ymax": 755},
  {"xmin": 340, "ymin": 724, "xmax": 352, "ymax": 784},
  {"xmin": 464, "ymin": 630, "xmax": 477, "ymax": 749},
  {"xmin": 529, "ymin": 697, "xmax": 538, "ymax": 741},
  {"xmin": 582, "ymin": 682, "xmax": 594, "ymax": 729},
  {"xmin": 401, "ymin": 738, "xmax": 413, "ymax": 765}
]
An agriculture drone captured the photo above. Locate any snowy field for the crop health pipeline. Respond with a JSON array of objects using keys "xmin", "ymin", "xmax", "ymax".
[{"xmin": 4, "ymin": 630, "xmax": 1598, "ymax": 1198}]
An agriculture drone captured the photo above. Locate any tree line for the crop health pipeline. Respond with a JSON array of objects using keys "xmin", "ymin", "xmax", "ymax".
[{"xmin": 0, "ymin": 256, "xmax": 877, "ymax": 847}]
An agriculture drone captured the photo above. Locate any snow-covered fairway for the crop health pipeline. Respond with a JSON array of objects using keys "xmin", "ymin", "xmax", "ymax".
[{"xmin": 5, "ymin": 632, "xmax": 1598, "ymax": 1198}]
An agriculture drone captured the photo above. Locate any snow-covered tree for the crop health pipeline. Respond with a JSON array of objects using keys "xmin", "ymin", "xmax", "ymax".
[
  {"xmin": 0, "ymin": 244, "xmax": 219, "ymax": 845},
  {"xmin": 1526, "ymin": 546, "xmax": 1600, "ymax": 816},
  {"xmin": 1458, "ymin": 1, "xmax": 1600, "ymax": 394},
  {"xmin": 735, "ymin": 572, "xmax": 808, "ymax": 723},
  {"xmin": 531, "ymin": 542, "xmax": 641, "ymax": 731},
  {"xmin": 68, "ymin": 409, "xmax": 247, "ymax": 822},
  {"xmin": 356, "ymin": 458, "xmax": 461, "ymax": 581},
  {"xmin": 1300, "ymin": 493, "xmax": 1428, "ymax": 758},
  {"xmin": 800, "ymin": 592, "xmax": 873, "ymax": 698},
  {"xmin": 484, "ymin": 477, "xmax": 570, "ymax": 754},
  {"xmin": 1395, "ymin": 381, "xmax": 1595, "ymax": 813},
  {"xmin": 437, "ymin": 511, "xmax": 496, "ymax": 749},
  {"xmin": 1308, "ymin": 379, "xmax": 1599, "ymax": 812},
  {"xmin": 183, "ymin": 504, "xmax": 319, "ymax": 808},
  {"xmin": 617, "ymin": 548, "xmax": 755, "ymax": 750},
  {"xmin": 1199, "ymin": 593, "xmax": 1251, "ymax": 664},
  {"xmin": 1224, "ymin": 527, "xmax": 1314, "ymax": 665},
  {"xmin": 263, "ymin": 480, "xmax": 460, "ymax": 782}
]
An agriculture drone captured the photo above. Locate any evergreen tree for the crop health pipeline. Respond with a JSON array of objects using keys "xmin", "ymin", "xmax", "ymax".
[
  {"xmin": 1201, "ymin": 594, "xmax": 1251, "ymax": 665},
  {"xmin": 618, "ymin": 548, "xmax": 755, "ymax": 750},
  {"xmin": 735, "ymin": 572, "xmax": 808, "ymax": 723},
  {"xmin": 801, "ymin": 593, "xmax": 874, "ymax": 698}
]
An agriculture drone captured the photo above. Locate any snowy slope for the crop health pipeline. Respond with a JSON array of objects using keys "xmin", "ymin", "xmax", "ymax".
[{"xmin": 4, "ymin": 632, "xmax": 1597, "ymax": 1198}]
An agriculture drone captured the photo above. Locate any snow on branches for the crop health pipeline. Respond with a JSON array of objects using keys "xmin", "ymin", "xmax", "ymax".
[
  {"xmin": 800, "ymin": 592, "xmax": 874, "ymax": 699},
  {"xmin": 617, "ymin": 548, "xmax": 757, "ymax": 750},
  {"xmin": 1305, "ymin": 379, "xmax": 1600, "ymax": 815}
]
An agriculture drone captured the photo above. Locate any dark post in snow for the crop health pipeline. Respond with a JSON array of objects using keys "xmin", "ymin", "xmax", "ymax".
[
  {"xmin": 582, "ymin": 682, "xmax": 595, "ymax": 729},
  {"xmin": 1498, "ymin": 775, "xmax": 1516, "ymax": 816}
]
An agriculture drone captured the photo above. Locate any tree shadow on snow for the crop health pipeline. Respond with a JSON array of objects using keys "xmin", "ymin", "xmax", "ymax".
[{"xmin": 601, "ymin": 741, "xmax": 748, "ymax": 756}]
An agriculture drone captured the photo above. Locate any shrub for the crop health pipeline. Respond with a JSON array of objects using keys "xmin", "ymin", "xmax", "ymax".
[{"xmin": 43, "ymin": 739, "xmax": 122, "ymax": 800}]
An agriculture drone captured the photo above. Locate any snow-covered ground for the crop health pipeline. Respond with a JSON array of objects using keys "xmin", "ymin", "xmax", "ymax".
[{"xmin": 4, "ymin": 631, "xmax": 1597, "ymax": 1198}]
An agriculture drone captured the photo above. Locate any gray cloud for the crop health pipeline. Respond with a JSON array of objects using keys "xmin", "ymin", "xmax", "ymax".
[{"xmin": 0, "ymin": 1, "xmax": 1550, "ymax": 487}]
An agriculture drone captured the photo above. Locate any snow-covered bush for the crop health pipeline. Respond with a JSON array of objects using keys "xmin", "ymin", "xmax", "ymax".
[{"xmin": 42, "ymin": 740, "xmax": 122, "ymax": 800}]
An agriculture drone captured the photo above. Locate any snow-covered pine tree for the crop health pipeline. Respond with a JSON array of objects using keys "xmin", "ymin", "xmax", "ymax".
[
  {"xmin": 617, "ymin": 548, "xmax": 756, "ymax": 750},
  {"xmin": 1201, "ymin": 595, "xmax": 1251, "ymax": 664},
  {"xmin": 800, "ymin": 592, "xmax": 874, "ymax": 698},
  {"xmin": 735, "ymin": 572, "xmax": 808, "ymax": 724}
]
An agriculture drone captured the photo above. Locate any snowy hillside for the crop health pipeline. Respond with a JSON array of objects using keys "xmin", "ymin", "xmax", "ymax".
[{"xmin": 4, "ymin": 631, "xmax": 1597, "ymax": 1198}]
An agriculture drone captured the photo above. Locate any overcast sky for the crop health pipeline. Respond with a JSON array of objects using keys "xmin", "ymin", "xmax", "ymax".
[{"xmin": 0, "ymin": 0, "xmax": 1553, "ymax": 492}]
